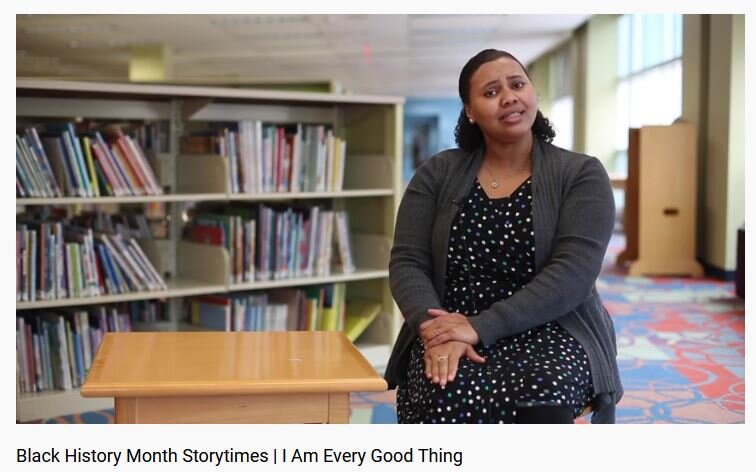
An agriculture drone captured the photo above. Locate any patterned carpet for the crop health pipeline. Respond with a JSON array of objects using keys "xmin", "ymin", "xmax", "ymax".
[
  {"xmin": 37, "ymin": 234, "xmax": 745, "ymax": 424},
  {"xmin": 598, "ymin": 235, "xmax": 745, "ymax": 423}
]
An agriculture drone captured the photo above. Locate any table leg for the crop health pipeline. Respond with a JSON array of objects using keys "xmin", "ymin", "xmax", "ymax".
[
  {"xmin": 114, "ymin": 398, "xmax": 137, "ymax": 424},
  {"xmin": 328, "ymin": 393, "xmax": 350, "ymax": 424}
]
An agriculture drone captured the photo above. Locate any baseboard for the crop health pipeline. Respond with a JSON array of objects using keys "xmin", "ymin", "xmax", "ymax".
[{"xmin": 699, "ymin": 260, "xmax": 737, "ymax": 281}]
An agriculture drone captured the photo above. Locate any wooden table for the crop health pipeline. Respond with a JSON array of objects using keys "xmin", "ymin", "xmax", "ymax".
[{"xmin": 81, "ymin": 331, "xmax": 387, "ymax": 424}]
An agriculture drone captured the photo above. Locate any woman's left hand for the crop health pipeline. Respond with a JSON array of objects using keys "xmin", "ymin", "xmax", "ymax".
[{"xmin": 420, "ymin": 308, "xmax": 480, "ymax": 348}]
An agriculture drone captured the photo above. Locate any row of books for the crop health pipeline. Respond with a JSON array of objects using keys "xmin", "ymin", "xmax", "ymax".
[
  {"xmin": 182, "ymin": 122, "xmax": 347, "ymax": 194},
  {"xmin": 187, "ymin": 204, "xmax": 355, "ymax": 284},
  {"xmin": 16, "ymin": 124, "xmax": 162, "ymax": 198},
  {"xmin": 122, "ymin": 299, "xmax": 167, "ymax": 325},
  {"xmin": 16, "ymin": 221, "xmax": 166, "ymax": 302},
  {"xmin": 190, "ymin": 283, "xmax": 347, "ymax": 333},
  {"xmin": 189, "ymin": 208, "xmax": 256, "ymax": 284},
  {"xmin": 257, "ymin": 205, "xmax": 354, "ymax": 280},
  {"xmin": 15, "ymin": 303, "xmax": 159, "ymax": 393},
  {"xmin": 131, "ymin": 121, "xmax": 170, "ymax": 154},
  {"xmin": 78, "ymin": 211, "xmax": 160, "ymax": 241},
  {"xmin": 189, "ymin": 285, "xmax": 382, "ymax": 342}
]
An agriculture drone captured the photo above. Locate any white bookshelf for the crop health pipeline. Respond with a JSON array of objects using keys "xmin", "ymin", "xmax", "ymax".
[
  {"xmin": 229, "ymin": 269, "xmax": 390, "ymax": 292},
  {"xmin": 228, "ymin": 189, "xmax": 394, "ymax": 200},
  {"xmin": 15, "ymin": 190, "xmax": 393, "ymax": 207},
  {"xmin": 15, "ymin": 279, "xmax": 225, "ymax": 310},
  {"xmin": 15, "ymin": 78, "xmax": 403, "ymax": 422},
  {"xmin": 17, "ymin": 390, "xmax": 114, "ymax": 424},
  {"xmin": 16, "ymin": 194, "xmax": 228, "ymax": 206}
]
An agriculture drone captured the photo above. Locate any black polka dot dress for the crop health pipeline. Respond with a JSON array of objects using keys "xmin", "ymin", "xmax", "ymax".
[{"xmin": 396, "ymin": 178, "xmax": 595, "ymax": 423}]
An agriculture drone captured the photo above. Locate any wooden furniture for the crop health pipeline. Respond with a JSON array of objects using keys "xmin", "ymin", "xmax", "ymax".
[
  {"xmin": 16, "ymin": 79, "xmax": 403, "ymax": 421},
  {"xmin": 616, "ymin": 128, "xmax": 640, "ymax": 267},
  {"xmin": 80, "ymin": 331, "xmax": 387, "ymax": 423},
  {"xmin": 736, "ymin": 226, "xmax": 744, "ymax": 299},
  {"xmin": 616, "ymin": 122, "xmax": 704, "ymax": 277}
]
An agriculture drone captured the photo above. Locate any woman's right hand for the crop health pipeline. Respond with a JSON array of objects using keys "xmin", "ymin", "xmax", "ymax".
[
  {"xmin": 420, "ymin": 308, "xmax": 481, "ymax": 347},
  {"xmin": 424, "ymin": 341, "xmax": 486, "ymax": 387}
]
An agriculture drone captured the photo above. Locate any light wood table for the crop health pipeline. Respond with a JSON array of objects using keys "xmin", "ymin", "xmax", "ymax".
[{"xmin": 81, "ymin": 331, "xmax": 387, "ymax": 424}]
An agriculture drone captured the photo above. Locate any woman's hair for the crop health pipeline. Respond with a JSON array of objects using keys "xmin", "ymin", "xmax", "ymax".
[{"xmin": 454, "ymin": 48, "xmax": 556, "ymax": 151}]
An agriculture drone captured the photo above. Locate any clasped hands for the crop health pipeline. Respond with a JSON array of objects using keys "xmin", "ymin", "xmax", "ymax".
[{"xmin": 419, "ymin": 308, "xmax": 485, "ymax": 387}]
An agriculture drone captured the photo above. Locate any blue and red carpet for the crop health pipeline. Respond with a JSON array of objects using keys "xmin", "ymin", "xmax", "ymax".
[{"xmin": 38, "ymin": 235, "xmax": 745, "ymax": 424}]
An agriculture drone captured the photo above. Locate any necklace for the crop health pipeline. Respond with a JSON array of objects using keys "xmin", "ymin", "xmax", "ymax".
[{"xmin": 484, "ymin": 158, "xmax": 531, "ymax": 189}]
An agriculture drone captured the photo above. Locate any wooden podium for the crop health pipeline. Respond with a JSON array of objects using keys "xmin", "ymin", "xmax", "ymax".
[
  {"xmin": 81, "ymin": 331, "xmax": 387, "ymax": 424},
  {"xmin": 617, "ymin": 122, "xmax": 704, "ymax": 277}
]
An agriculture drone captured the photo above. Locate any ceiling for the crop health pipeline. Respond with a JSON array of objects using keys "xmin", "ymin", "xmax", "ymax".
[{"xmin": 17, "ymin": 14, "xmax": 590, "ymax": 98}]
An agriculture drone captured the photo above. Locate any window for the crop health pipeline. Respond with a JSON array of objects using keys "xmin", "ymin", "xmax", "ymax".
[
  {"xmin": 549, "ymin": 46, "xmax": 574, "ymax": 151},
  {"xmin": 550, "ymin": 96, "xmax": 574, "ymax": 151},
  {"xmin": 614, "ymin": 14, "xmax": 683, "ymax": 175}
]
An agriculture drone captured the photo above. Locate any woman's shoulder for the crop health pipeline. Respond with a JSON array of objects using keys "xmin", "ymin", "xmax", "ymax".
[
  {"xmin": 538, "ymin": 141, "xmax": 595, "ymax": 166},
  {"xmin": 415, "ymin": 147, "xmax": 473, "ymax": 176},
  {"xmin": 426, "ymin": 147, "xmax": 472, "ymax": 165},
  {"xmin": 538, "ymin": 141, "xmax": 607, "ymax": 176}
]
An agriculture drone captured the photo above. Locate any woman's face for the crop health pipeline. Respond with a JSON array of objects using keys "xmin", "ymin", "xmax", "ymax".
[{"xmin": 465, "ymin": 57, "xmax": 538, "ymax": 144}]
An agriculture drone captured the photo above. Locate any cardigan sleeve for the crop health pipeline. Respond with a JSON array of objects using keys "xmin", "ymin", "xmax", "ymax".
[
  {"xmin": 468, "ymin": 156, "xmax": 615, "ymax": 345},
  {"xmin": 389, "ymin": 157, "xmax": 444, "ymax": 334}
]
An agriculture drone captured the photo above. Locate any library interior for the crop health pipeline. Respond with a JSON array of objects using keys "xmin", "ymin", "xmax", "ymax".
[{"xmin": 15, "ymin": 14, "xmax": 745, "ymax": 424}]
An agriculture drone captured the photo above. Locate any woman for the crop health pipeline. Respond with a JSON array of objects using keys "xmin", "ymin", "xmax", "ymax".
[{"xmin": 385, "ymin": 49, "xmax": 622, "ymax": 424}]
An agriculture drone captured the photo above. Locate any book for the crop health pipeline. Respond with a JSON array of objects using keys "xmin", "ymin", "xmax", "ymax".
[
  {"xmin": 343, "ymin": 300, "xmax": 382, "ymax": 342},
  {"xmin": 16, "ymin": 317, "xmax": 29, "ymax": 392},
  {"xmin": 17, "ymin": 129, "xmax": 62, "ymax": 197},
  {"xmin": 81, "ymin": 136, "xmax": 100, "ymax": 197},
  {"xmin": 123, "ymin": 134, "xmax": 162, "ymax": 194},
  {"xmin": 320, "ymin": 283, "xmax": 346, "ymax": 331},
  {"xmin": 269, "ymin": 289, "xmax": 305, "ymax": 332},
  {"xmin": 67, "ymin": 124, "xmax": 94, "ymax": 197},
  {"xmin": 110, "ymin": 143, "xmax": 144, "ymax": 195},
  {"xmin": 334, "ymin": 211, "xmax": 355, "ymax": 274},
  {"xmin": 39, "ymin": 313, "xmax": 73, "ymax": 390},
  {"xmin": 40, "ymin": 135, "xmax": 75, "ymax": 196},
  {"xmin": 190, "ymin": 295, "xmax": 231, "ymax": 331},
  {"xmin": 94, "ymin": 131, "xmax": 132, "ymax": 196},
  {"xmin": 61, "ymin": 127, "xmax": 88, "ymax": 197}
]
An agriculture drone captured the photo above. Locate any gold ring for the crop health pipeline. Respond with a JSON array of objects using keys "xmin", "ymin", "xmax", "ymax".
[{"xmin": 436, "ymin": 355, "xmax": 448, "ymax": 362}]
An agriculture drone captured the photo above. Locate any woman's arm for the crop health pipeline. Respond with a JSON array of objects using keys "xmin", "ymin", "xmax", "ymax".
[
  {"xmin": 389, "ymin": 157, "xmax": 445, "ymax": 334},
  {"xmin": 457, "ymin": 156, "xmax": 615, "ymax": 346}
]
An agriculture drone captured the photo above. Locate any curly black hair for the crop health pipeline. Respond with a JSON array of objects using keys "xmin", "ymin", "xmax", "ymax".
[{"xmin": 454, "ymin": 49, "xmax": 556, "ymax": 151}]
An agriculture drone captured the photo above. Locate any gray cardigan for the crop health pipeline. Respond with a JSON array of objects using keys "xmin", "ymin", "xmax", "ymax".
[{"xmin": 385, "ymin": 140, "xmax": 623, "ymax": 424}]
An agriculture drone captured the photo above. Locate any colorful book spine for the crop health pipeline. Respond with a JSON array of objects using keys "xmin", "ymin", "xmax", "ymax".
[{"xmin": 81, "ymin": 136, "xmax": 100, "ymax": 197}]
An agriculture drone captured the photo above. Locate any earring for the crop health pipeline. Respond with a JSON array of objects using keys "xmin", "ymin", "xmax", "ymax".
[{"xmin": 468, "ymin": 118, "xmax": 474, "ymax": 124}]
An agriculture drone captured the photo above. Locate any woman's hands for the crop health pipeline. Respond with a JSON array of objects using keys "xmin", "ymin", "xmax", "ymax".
[
  {"xmin": 424, "ymin": 341, "xmax": 486, "ymax": 387},
  {"xmin": 421, "ymin": 308, "xmax": 481, "ymax": 348}
]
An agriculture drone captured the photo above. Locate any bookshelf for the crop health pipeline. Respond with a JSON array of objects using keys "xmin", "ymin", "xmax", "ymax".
[{"xmin": 16, "ymin": 78, "xmax": 403, "ymax": 422}]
